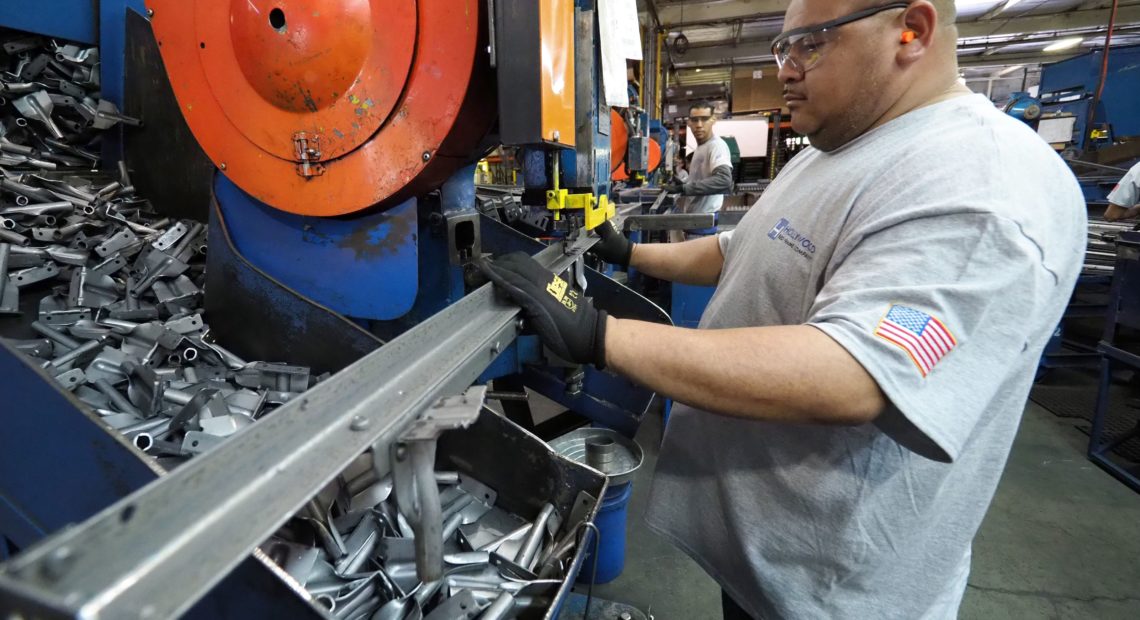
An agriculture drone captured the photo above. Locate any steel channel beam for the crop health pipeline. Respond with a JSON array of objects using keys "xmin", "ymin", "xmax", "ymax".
[
  {"xmin": 623, "ymin": 213, "xmax": 716, "ymax": 232},
  {"xmin": 0, "ymin": 235, "xmax": 597, "ymax": 619}
]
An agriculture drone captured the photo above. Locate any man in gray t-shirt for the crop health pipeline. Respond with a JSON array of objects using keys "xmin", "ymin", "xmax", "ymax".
[
  {"xmin": 478, "ymin": 1, "xmax": 1086, "ymax": 618},
  {"xmin": 666, "ymin": 102, "xmax": 733, "ymax": 215}
]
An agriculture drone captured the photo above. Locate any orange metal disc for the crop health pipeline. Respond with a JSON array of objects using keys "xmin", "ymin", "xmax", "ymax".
[
  {"xmin": 609, "ymin": 108, "xmax": 628, "ymax": 178},
  {"xmin": 195, "ymin": 0, "xmax": 415, "ymax": 161},
  {"xmin": 610, "ymin": 109, "xmax": 662, "ymax": 182},
  {"xmin": 147, "ymin": 0, "xmax": 495, "ymax": 216}
]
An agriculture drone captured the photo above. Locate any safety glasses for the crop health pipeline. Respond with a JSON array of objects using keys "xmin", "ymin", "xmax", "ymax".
[{"xmin": 771, "ymin": 2, "xmax": 910, "ymax": 73}]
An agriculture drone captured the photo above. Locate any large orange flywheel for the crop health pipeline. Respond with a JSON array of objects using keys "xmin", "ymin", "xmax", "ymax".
[
  {"xmin": 610, "ymin": 109, "xmax": 662, "ymax": 182},
  {"xmin": 146, "ymin": 0, "xmax": 495, "ymax": 216}
]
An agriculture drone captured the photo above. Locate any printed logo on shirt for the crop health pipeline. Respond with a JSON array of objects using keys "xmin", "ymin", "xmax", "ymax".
[
  {"xmin": 874, "ymin": 305, "xmax": 957, "ymax": 378},
  {"xmin": 767, "ymin": 218, "xmax": 816, "ymax": 260},
  {"xmin": 768, "ymin": 218, "xmax": 789, "ymax": 239}
]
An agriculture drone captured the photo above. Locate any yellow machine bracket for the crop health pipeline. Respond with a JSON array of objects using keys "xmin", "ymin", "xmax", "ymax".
[{"xmin": 546, "ymin": 190, "xmax": 615, "ymax": 231}]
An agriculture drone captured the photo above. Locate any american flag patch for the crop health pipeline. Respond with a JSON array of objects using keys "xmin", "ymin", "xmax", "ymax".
[{"xmin": 875, "ymin": 305, "xmax": 957, "ymax": 377}]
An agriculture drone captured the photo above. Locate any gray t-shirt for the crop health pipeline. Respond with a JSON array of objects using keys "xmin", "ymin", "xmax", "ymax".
[
  {"xmin": 677, "ymin": 135, "xmax": 732, "ymax": 214},
  {"xmin": 645, "ymin": 94, "xmax": 1086, "ymax": 620},
  {"xmin": 1108, "ymin": 161, "xmax": 1140, "ymax": 208}
]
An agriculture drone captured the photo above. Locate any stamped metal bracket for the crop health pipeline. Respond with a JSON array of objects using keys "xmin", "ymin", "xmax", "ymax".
[{"xmin": 389, "ymin": 385, "xmax": 487, "ymax": 582}]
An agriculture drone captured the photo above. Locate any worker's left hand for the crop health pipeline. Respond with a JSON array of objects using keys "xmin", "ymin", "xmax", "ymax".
[
  {"xmin": 477, "ymin": 252, "xmax": 607, "ymax": 369},
  {"xmin": 589, "ymin": 221, "xmax": 634, "ymax": 269}
]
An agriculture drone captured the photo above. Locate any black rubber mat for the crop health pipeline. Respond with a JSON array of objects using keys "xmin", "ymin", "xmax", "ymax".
[{"xmin": 1030, "ymin": 369, "xmax": 1140, "ymax": 463}]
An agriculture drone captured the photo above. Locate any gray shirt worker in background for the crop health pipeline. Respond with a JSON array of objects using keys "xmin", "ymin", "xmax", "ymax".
[
  {"xmin": 1105, "ymin": 160, "xmax": 1140, "ymax": 221},
  {"xmin": 478, "ymin": 1, "xmax": 1086, "ymax": 619},
  {"xmin": 665, "ymin": 102, "xmax": 733, "ymax": 214}
]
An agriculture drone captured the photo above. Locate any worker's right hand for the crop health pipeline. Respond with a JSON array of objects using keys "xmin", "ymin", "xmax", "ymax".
[
  {"xmin": 589, "ymin": 221, "xmax": 634, "ymax": 270},
  {"xmin": 477, "ymin": 253, "xmax": 607, "ymax": 369}
]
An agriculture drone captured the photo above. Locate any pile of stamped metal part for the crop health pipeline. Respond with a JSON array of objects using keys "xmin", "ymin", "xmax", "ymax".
[
  {"xmin": 1086, "ymin": 218, "xmax": 1132, "ymax": 275},
  {"xmin": 0, "ymin": 34, "xmax": 321, "ymax": 467},
  {"xmin": 262, "ymin": 458, "xmax": 590, "ymax": 620},
  {"xmin": 0, "ymin": 168, "xmax": 323, "ymax": 466},
  {"xmin": 0, "ymin": 32, "xmax": 139, "ymax": 168}
]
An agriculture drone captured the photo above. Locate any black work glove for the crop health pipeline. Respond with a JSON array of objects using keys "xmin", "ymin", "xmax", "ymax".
[
  {"xmin": 477, "ymin": 252, "xmax": 607, "ymax": 369},
  {"xmin": 589, "ymin": 221, "xmax": 634, "ymax": 269},
  {"xmin": 662, "ymin": 182, "xmax": 685, "ymax": 195}
]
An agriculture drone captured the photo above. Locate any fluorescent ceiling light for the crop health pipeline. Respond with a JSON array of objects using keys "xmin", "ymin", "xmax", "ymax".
[
  {"xmin": 997, "ymin": 64, "xmax": 1024, "ymax": 76},
  {"xmin": 694, "ymin": 68, "xmax": 702, "ymax": 72},
  {"xmin": 1044, "ymin": 37, "xmax": 1084, "ymax": 53}
]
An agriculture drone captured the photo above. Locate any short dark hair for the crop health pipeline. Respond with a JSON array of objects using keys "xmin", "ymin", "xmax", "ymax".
[{"xmin": 689, "ymin": 101, "xmax": 715, "ymax": 115}]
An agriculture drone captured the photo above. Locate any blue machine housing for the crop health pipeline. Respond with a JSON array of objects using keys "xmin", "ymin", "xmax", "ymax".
[
  {"xmin": 214, "ymin": 176, "xmax": 420, "ymax": 321},
  {"xmin": 1039, "ymin": 44, "xmax": 1140, "ymax": 152},
  {"xmin": 1005, "ymin": 92, "xmax": 1042, "ymax": 125},
  {"xmin": 0, "ymin": 0, "xmax": 98, "ymax": 45}
]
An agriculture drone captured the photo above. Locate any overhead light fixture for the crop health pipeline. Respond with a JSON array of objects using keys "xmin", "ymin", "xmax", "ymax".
[
  {"xmin": 997, "ymin": 64, "xmax": 1024, "ymax": 76},
  {"xmin": 694, "ymin": 68, "xmax": 702, "ymax": 73},
  {"xmin": 1044, "ymin": 37, "xmax": 1084, "ymax": 53},
  {"xmin": 958, "ymin": 0, "xmax": 1025, "ymax": 19}
]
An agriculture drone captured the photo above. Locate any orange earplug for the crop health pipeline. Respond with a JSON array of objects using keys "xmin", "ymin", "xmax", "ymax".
[{"xmin": 901, "ymin": 30, "xmax": 917, "ymax": 44}]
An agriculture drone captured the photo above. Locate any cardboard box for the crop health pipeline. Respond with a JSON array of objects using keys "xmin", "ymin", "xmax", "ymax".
[{"xmin": 732, "ymin": 66, "xmax": 786, "ymax": 114}]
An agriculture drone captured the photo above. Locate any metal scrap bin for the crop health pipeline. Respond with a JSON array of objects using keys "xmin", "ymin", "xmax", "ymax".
[
  {"xmin": 0, "ymin": 201, "xmax": 606, "ymax": 617},
  {"xmin": 437, "ymin": 409, "xmax": 607, "ymax": 618}
]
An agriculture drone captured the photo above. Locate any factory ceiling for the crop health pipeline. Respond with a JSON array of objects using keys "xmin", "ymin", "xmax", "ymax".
[{"xmin": 640, "ymin": 1, "xmax": 1140, "ymax": 86}]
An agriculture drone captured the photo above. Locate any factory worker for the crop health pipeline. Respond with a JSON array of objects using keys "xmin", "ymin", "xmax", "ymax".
[
  {"xmin": 479, "ymin": 1, "xmax": 1085, "ymax": 619},
  {"xmin": 663, "ymin": 102, "xmax": 734, "ymax": 216},
  {"xmin": 1105, "ymin": 160, "xmax": 1140, "ymax": 222}
]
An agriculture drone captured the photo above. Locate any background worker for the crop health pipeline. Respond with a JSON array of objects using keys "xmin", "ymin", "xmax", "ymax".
[
  {"xmin": 664, "ymin": 102, "xmax": 733, "ymax": 215},
  {"xmin": 1104, "ymin": 160, "xmax": 1140, "ymax": 221},
  {"xmin": 479, "ymin": 1, "xmax": 1086, "ymax": 618}
]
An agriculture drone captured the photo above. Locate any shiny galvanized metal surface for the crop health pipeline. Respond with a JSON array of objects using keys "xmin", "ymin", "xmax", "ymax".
[
  {"xmin": 548, "ymin": 428, "xmax": 644, "ymax": 486},
  {"xmin": 0, "ymin": 233, "xmax": 599, "ymax": 619}
]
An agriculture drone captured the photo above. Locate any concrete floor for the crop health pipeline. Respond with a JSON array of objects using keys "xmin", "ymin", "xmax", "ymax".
[{"xmin": 583, "ymin": 402, "xmax": 1140, "ymax": 619}]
